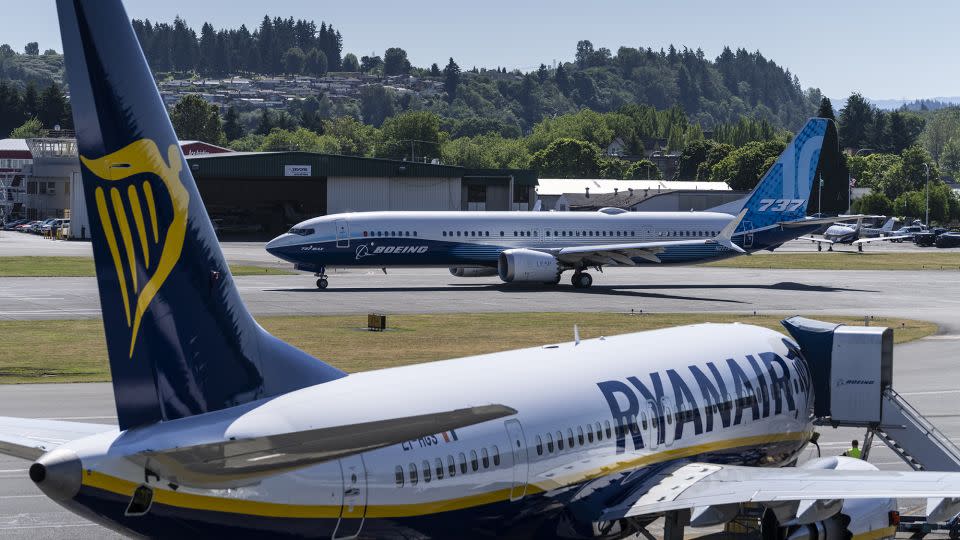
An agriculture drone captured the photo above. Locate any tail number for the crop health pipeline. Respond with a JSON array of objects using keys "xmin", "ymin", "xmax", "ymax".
[{"xmin": 758, "ymin": 199, "xmax": 804, "ymax": 212}]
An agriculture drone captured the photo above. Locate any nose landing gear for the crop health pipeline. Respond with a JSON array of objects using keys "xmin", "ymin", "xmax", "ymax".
[{"xmin": 315, "ymin": 267, "xmax": 329, "ymax": 289}]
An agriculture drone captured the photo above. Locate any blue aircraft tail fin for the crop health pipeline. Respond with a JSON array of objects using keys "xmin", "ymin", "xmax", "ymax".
[
  {"xmin": 737, "ymin": 118, "xmax": 831, "ymax": 231},
  {"xmin": 57, "ymin": 0, "xmax": 346, "ymax": 430}
]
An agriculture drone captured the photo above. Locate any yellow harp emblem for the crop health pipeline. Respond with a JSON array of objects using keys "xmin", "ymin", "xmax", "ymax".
[{"xmin": 80, "ymin": 140, "xmax": 189, "ymax": 358}]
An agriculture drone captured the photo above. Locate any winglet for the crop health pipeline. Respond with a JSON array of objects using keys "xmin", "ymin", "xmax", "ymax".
[{"xmin": 714, "ymin": 209, "xmax": 747, "ymax": 254}]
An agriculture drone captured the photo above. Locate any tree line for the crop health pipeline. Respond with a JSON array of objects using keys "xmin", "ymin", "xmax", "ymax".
[
  {"xmin": 0, "ymin": 81, "xmax": 72, "ymax": 138},
  {"xmin": 130, "ymin": 15, "xmax": 344, "ymax": 76}
]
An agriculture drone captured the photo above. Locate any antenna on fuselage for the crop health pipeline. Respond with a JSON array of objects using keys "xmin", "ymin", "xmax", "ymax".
[{"xmin": 574, "ymin": 325, "xmax": 580, "ymax": 346}]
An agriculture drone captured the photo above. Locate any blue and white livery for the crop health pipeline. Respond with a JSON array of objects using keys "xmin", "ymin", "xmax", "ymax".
[{"xmin": 267, "ymin": 120, "xmax": 832, "ymax": 289}]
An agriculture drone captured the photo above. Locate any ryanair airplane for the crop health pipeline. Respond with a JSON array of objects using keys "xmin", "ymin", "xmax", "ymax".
[
  {"xmin": 4, "ymin": 2, "xmax": 960, "ymax": 539},
  {"xmin": 267, "ymin": 120, "xmax": 835, "ymax": 289}
]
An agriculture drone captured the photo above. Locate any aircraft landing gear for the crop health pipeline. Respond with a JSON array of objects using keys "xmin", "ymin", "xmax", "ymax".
[
  {"xmin": 314, "ymin": 267, "xmax": 329, "ymax": 290},
  {"xmin": 827, "ymin": 245, "xmax": 833, "ymax": 252},
  {"xmin": 817, "ymin": 243, "xmax": 822, "ymax": 252},
  {"xmin": 858, "ymin": 243, "xmax": 863, "ymax": 253},
  {"xmin": 571, "ymin": 272, "xmax": 593, "ymax": 289}
]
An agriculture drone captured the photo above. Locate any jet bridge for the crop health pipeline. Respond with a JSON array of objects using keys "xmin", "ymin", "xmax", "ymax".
[{"xmin": 783, "ymin": 317, "xmax": 960, "ymax": 472}]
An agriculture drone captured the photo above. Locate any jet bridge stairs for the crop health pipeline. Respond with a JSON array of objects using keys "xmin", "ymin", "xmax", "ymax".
[{"xmin": 784, "ymin": 317, "xmax": 960, "ymax": 536}]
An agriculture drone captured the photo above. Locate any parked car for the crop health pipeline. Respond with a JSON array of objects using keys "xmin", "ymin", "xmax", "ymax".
[
  {"xmin": 2, "ymin": 219, "xmax": 28, "ymax": 230},
  {"xmin": 891, "ymin": 225, "xmax": 925, "ymax": 242},
  {"xmin": 32, "ymin": 218, "xmax": 56, "ymax": 234},
  {"xmin": 936, "ymin": 232, "xmax": 960, "ymax": 248},
  {"xmin": 40, "ymin": 218, "xmax": 68, "ymax": 234},
  {"xmin": 17, "ymin": 220, "xmax": 41, "ymax": 232},
  {"xmin": 913, "ymin": 231, "xmax": 937, "ymax": 247}
]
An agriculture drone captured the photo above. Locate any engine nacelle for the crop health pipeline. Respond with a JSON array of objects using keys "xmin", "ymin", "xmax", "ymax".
[
  {"xmin": 449, "ymin": 267, "xmax": 498, "ymax": 278},
  {"xmin": 765, "ymin": 456, "xmax": 897, "ymax": 540},
  {"xmin": 497, "ymin": 249, "xmax": 561, "ymax": 283}
]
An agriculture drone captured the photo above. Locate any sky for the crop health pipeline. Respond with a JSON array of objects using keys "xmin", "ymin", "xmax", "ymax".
[{"xmin": 3, "ymin": 0, "xmax": 958, "ymax": 101}]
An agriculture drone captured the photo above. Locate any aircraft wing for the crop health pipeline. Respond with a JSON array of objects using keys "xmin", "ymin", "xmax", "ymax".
[
  {"xmin": 0, "ymin": 417, "xmax": 117, "ymax": 460},
  {"xmin": 129, "ymin": 404, "xmax": 516, "ymax": 488},
  {"xmin": 798, "ymin": 235, "xmax": 833, "ymax": 244},
  {"xmin": 600, "ymin": 462, "xmax": 960, "ymax": 525},
  {"xmin": 852, "ymin": 235, "xmax": 913, "ymax": 245},
  {"xmin": 555, "ymin": 209, "xmax": 747, "ymax": 265}
]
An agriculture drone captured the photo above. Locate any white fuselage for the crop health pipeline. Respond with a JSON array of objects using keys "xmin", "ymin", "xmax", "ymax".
[{"xmin": 58, "ymin": 323, "xmax": 813, "ymax": 538}]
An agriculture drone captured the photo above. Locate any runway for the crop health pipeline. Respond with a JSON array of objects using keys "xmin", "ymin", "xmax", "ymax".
[{"xmin": 2, "ymin": 236, "xmax": 960, "ymax": 537}]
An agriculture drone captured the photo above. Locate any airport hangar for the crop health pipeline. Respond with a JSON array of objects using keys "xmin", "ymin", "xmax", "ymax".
[{"xmin": 61, "ymin": 150, "xmax": 539, "ymax": 239}]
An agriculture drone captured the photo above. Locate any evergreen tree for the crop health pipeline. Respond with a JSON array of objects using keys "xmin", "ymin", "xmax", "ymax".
[
  {"xmin": 256, "ymin": 108, "xmax": 274, "ymax": 135},
  {"xmin": 554, "ymin": 63, "xmax": 570, "ymax": 95},
  {"xmin": 383, "ymin": 47, "xmax": 411, "ymax": 75},
  {"xmin": 223, "ymin": 106, "xmax": 244, "ymax": 141},
  {"xmin": 430, "ymin": 63, "xmax": 441, "ymax": 76},
  {"xmin": 443, "ymin": 58, "xmax": 460, "ymax": 103},
  {"xmin": 282, "ymin": 47, "xmax": 306, "ymax": 74},
  {"xmin": 24, "ymin": 42, "xmax": 39, "ymax": 55},
  {"xmin": 21, "ymin": 83, "xmax": 39, "ymax": 119},
  {"xmin": 816, "ymin": 96, "xmax": 836, "ymax": 121},
  {"xmin": 537, "ymin": 63, "xmax": 548, "ymax": 82},
  {"xmin": 38, "ymin": 83, "xmax": 71, "ymax": 130},
  {"xmin": 198, "ymin": 22, "xmax": 216, "ymax": 75},
  {"xmin": 170, "ymin": 94, "xmax": 225, "ymax": 143},
  {"xmin": 0, "ymin": 82, "xmax": 25, "ymax": 137}
]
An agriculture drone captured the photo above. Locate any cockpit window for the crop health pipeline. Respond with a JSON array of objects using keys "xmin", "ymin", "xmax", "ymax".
[{"xmin": 288, "ymin": 227, "xmax": 314, "ymax": 236}]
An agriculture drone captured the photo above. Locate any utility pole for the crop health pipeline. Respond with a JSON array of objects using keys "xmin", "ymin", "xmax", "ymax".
[{"xmin": 924, "ymin": 163, "xmax": 930, "ymax": 226}]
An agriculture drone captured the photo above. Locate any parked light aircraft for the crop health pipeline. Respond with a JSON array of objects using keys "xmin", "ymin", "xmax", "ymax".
[
  {"xmin": 800, "ymin": 217, "xmax": 908, "ymax": 251},
  {"xmin": 267, "ymin": 120, "xmax": 837, "ymax": 289},
  {"xmin": 6, "ymin": 2, "xmax": 960, "ymax": 539}
]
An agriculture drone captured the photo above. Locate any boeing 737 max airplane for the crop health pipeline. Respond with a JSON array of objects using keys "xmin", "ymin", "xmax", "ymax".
[
  {"xmin": 5, "ymin": 2, "xmax": 960, "ymax": 539},
  {"xmin": 267, "ymin": 119, "xmax": 834, "ymax": 289}
]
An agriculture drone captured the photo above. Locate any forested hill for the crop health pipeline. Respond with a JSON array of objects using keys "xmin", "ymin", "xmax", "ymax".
[{"xmin": 1, "ymin": 15, "xmax": 818, "ymax": 133}]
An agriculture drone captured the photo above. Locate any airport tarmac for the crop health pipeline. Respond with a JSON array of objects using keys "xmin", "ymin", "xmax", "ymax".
[{"xmin": 2, "ymin": 235, "xmax": 960, "ymax": 537}]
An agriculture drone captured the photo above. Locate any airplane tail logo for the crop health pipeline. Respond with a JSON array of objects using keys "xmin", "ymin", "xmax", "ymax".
[
  {"xmin": 80, "ymin": 140, "xmax": 188, "ymax": 358},
  {"xmin": 738, "ymin": 118, "xmax": 830, "ymax": 231}
]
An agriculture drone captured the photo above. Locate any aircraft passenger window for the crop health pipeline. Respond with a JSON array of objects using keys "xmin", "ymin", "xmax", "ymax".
[
  {"xmin": 485, "ymin": 231, "xmax": 489, "ymax": 236},
  {"xmin": 595, "ymin": 421, "xmax": 603, "ymax": 441},
  {"xmin": 546, "ymin": 433, "xmax": 554, "ymax": 453},
  {"xmin": 567, "ymin": 428, "xmax": 575, "ymax": 448},
  {"xmin": 422, "ymin": 460, "xmax": 432, "ymax": 483},
  {"xmin": 481, "ymin": 448, "xmax": 489, "ymax": 469},
  {"xmin": 463, "ymin": 231, "xmax": 468, "ymax": 237},
  {"xmin": 631, "ymin": 231, "xmax": 635, "ymax": 236},
  {"xmin": 435, "ymin": 458, "xmax": 444, "ymax": 480},
  {"xmin": 577, "ymin": 426, "xmax": 584, "ymax": 445},
  {"xmin": 457, "ymin": 231, "xmax": 461, "ymax": 237},
  {"xmin": 500, "ymin": 231, "xmax": 504, "ymax": 236},
  {"xmin": 409, "ymin": 463, "xmax": 418, "ymax": 486},
  {"xmin": 605, "ymin": 420, "xmax": 612, "ymax": 439},
  {"xmin": 536, "ymin": 435, "xmax": 543, "ymax": 456},
  {"xmin": 513, "ymin": 231, "xmax": 517, "ymax": 236},
  {"xmin": 581, "ymin": 231, "xmax": 586, "ymax": 236},
  {"xmin": 470, "ymin": 450, "xmax": 479, "ymax": 471},
  {"xmin": 586, "ymin": 424, "xmax": 594, "ymax": 443},
  {"xmin": 448, "ymin": 455, "xmax": 456, "ymax": 477},
  {"xmin": 459, "ymin": 453, "xmax": 468, "ymax": 474},
  {"xmin": 471, "ymin": 231, "xmax": 476, "ymax": 236},
  {"xmin": 641, "ymin": 411, "xmax": 648, "ymax": 430},
  {"xmin": 413, "ymin": 231, "xmax": 418, "ymax": 237},
  {"xmin": 556, "ymin": 431, "xmax": 564, "ymax": 451},
  {"xmin": 395, "ymin": 466, "xmax": 404, "ymax": 487},
  {"xmin": 546, "ymin": 231, "xmax": 551, "ymax": 236},
  {"xmin": 493, "ymin": 446, "xmax": 501, "ymax": 466},
  {"xmin": 363, "ymin": 231, "xmax": 368, "ymax": 237},
  {"xmin": 442, "ymin": 231, "xmax": 447, "ymax": 237}
]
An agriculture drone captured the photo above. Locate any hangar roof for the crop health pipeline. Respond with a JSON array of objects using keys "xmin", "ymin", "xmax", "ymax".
[{"xmin": 186, "ymin": 151, "xmax": 537, "ymax": 185}]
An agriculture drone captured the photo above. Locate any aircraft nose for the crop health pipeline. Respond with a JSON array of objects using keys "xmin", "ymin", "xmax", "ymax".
[
  {"xmin": 30, "ymin": 448, "xmax": 82, "ymax": 501},
  {"xmin": 265, "ymin": 234, "xmax": 293, "ymax": 256}
]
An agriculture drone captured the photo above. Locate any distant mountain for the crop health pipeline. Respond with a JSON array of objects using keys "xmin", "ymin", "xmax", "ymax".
[{"xmin": 853, "ymin": 97, "xmax": 960, "ymax": 111}]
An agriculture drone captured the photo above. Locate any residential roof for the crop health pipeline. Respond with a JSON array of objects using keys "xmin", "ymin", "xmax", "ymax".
[
  {"xmin": 536, "ymin": 178, "xmax": 730, "ymax": 196},
  {"xmin": 0, "ymin": 139, "xmax": 32, "ymax": 159}
]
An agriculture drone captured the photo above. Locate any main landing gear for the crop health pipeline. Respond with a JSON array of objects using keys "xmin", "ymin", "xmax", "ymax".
[
  {"xmin": 315, "ymin": 267, "xmax": 329, "ymax": 289},
  {"xmin": 571, "ymin": 271, "xmax": 593, "ymax": 289}
]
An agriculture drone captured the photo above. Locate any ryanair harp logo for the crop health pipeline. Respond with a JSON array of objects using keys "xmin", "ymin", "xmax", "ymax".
[{"xmin": 80, "ymin": 140, "xmax": 189, "ymax": 358}]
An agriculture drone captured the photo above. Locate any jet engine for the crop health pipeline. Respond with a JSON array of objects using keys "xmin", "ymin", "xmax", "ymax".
[
  {"xmin": 449, "ymin": 267, "xmax": 498, "ymax": 278},
  {"xmin": 497, "ymin": 249, "xmax": 561, "ymax": 284},
  {"xmin": 762, "ymin": 456, "xmax": 898, "ymax": 540}
]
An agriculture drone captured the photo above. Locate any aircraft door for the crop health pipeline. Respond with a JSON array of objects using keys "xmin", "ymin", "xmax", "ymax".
[
  {"xmin": 335, "ymin": 218, "xmax": 350, "ymax": 248},
  {"xmin": 333, "ymin": 455, "xmax": 367, "ymax": 539},
  {"xmin": 661, "ymin": 397, "xmax": 675, "ymax": 448},
  {"xmin": 742, "ymin": 221, "xmax": 754, "ymax": 249},
  {"xmin": 504, "ymin": 419, "xmax": 529, "ymax": 501}
]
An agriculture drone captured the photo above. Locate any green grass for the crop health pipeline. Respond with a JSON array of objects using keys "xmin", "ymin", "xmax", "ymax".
[
  {"xmin": 705, "ymin": 252, "xmax": 960, "ymax": 271},
  {"xmin": 0, "ymin": 256, "xmax": 294, "ymax": 277},
  {"xmin": 0, "ymin": 313, "xmax": 936, "ymax": 384}
]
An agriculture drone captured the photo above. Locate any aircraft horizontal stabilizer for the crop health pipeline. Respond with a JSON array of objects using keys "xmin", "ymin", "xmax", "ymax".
[
  {"xmin": 599, "ymin": 461, "xmax": 960, "ymax": 523},
  {"xmin": 130, "ymin": 404, "xmax": 516, "ymax": 488},
  {"xmin": 852, "ymin": 235, "xmax": 913, "ymax": 245},
  {"xmin": 0, "ymin": 417, "xmax": 117, "ymax": 461},
  {"xmin": 715, "ymin": 209, "xmax": 747, "ymax": 254},
  {"xmin": 799, "ymin": 235, "xmax": 834, "ymax": 245}
]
